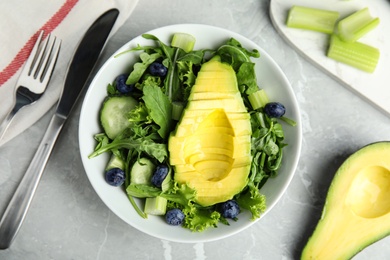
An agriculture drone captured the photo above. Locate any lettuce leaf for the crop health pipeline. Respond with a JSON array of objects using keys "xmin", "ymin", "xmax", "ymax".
[{"xmin": 236, "ymin": 183, "xmax": 266, "ymax": 220}]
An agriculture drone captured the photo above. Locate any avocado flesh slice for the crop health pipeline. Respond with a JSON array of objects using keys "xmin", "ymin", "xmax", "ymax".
[
  {"xmin": 168, "ymin": 59, "xmax": 252, "ymax": 207},
  {"xmin": 302, "ymin": 142, "xmax": 390, "ymax": 259}
]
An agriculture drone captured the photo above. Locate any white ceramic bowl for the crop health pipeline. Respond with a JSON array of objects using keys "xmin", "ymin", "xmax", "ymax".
[{"xmin": 79, "ymin": 24, "xmax": 302, "ymax": 243}]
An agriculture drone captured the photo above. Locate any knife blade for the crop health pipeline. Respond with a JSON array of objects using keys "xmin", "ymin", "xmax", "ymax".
[{"xmin": 0, "ymin": 8, "xmax": 119, "ymax": 250}]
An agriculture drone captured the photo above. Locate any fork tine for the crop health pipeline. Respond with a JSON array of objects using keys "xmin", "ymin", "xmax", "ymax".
[
  {"xmin": 35, "ymin": 35, "xmax": 57, "ymax": 81},
  {"xmin": 30, "ymin": 34, "xmax": 50, "ymax": 79},
  {"xmin": 40, "ymin": 37, "xmax": 61, "ymax": 85},
  {"xmin": 25, "ymin": 31, "xmax": 44, "ymax": 76}
]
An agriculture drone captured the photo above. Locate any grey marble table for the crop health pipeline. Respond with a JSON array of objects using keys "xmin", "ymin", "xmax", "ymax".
[{"xmin": 1, "ymin": 1, "xmax": 390, "ymax": 259}]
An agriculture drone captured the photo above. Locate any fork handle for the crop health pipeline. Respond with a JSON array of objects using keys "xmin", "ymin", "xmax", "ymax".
[
  {"xmin": 0, "ymin": 86, "xmax": 39, "ymax": 144},
  {"xmin": 0, "ymin": 106, "xmax": 19, "ymax": 144},
  {"xmin": 0, "ymin": 113, "xmax": 65, "ymax": 249}
]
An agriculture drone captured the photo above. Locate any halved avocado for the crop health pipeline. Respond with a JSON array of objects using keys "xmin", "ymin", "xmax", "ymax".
[
  {"xmin": 168, "ymin": 59, "xmax": 252, "ymax": 206},
  {"xmin": 302, "ymin": 142, "xmax": 390, "ymax": 259}
]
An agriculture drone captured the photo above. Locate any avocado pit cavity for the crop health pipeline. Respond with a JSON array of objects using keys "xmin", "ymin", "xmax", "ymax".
[{"xmin": 346, "ymin": 165, "xmax": 390, "ymax": 219}]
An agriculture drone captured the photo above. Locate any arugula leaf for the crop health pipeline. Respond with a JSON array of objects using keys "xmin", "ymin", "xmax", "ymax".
[
  {"xmin": 224, "ymin": 38, "xmax": 260, "ymax": 58},
  {"xmin": 177, "ymin": 50, "xmax": 205, "ymax": 64},
  {"xmin": 127, "ymin": 52, "xmax": 162, "ymax": 85},
  {"xmin": 249, "ymin": 110, "xmax": 287, "ymax": 186},
  {"xmin": 92, "ymin": 133, "xmax": 110, "ymax": 152},
  {"xmin": 142, "ymin": 85, "xmax": 173, "ymax": 140},
  {"xmin": 107, "ymin": 83, "xmax": 117, "ymax": 95},
  {"xmin": 89, "ymin": 135, "xmax": 167, "ymax": 163},
  {"xmin": 142, "ymin": 34, "xmax": 176, "ymax": 61},
  {"xmin": 126, "ymin": 183, "xmax": 162, "ymax": 198},
  {"xmin": 236, "ymin": 62, "xmax": 259, "ymax": 94},
  {"xmin": 218, "ymin": 45, "xmax": 248, "ymax": 72}
]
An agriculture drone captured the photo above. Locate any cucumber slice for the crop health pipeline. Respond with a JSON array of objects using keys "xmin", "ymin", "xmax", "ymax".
[
  {"xmin": 130, "ymin": 157, "xmax": 156, "ymax": 185},
  {"xmin": 105, "ymin": 154, "xmax": 125, "ymax": 171},
  {"xmin": 100, "ymin": 96, "xmax": 138, "ymax": 139},
  {"xmin": 161, "ymin": 165, "xmax": 172, "ymax": 192}
]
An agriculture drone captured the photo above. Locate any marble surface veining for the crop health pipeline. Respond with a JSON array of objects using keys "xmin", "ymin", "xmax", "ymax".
[{"xmin": 1, "ymin": 0, "xmax": 390, "ymax": 259}]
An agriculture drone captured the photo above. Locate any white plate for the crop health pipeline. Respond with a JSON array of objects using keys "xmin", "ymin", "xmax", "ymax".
[{"xmin": 79, "ymin": 24, "xmax": 302, "ymax": 243}]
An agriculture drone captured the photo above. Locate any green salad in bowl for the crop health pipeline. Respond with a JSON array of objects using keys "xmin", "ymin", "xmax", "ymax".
[{"xmin": 79, "ymin": 24, "xmax": 302, "ymax": 242}]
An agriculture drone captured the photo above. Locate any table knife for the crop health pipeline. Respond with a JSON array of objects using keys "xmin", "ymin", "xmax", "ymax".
[{"xmin": 0, "ymin": 8, "xmax": 119, "ymax": 249}]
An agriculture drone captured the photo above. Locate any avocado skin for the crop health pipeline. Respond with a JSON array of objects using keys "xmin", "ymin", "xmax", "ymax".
[{"xmin": 301, "ymin": 141, "xmax": 390, "ymax": 260}]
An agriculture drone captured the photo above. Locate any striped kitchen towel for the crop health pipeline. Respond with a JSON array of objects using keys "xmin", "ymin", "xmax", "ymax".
[{"xmin": 0, "ymin": 0, "xmax": 139, "ymax": 146}]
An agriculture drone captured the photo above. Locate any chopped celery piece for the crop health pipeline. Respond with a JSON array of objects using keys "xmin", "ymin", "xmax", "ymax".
[
  {"xmin": 143, "ymin": 165, "xmax": 171, "ymax": 215},
  {"xmin": 248, "ymin": 89, "xmax": 270, "ymax": 110},
  {"xmin": 171, "ymin": 33, "xmax": 196, "ymax": 53},
  {"xmin": 172, "ymin": 101, "xmax": 185, "ymax": 121},
  {"xmin": 327, "ymin": 35, "xmax": 380, "ymax": 73},
  {"xmin": 286, "ymin": 5, "xmax": 340, "ymax": 34},
  {"xmin": 338, "ymin": 8, "xmax": 380, "ymax": 42},
  {"xmin": 280, "ymin": 116, "xmax": 297, "ymax": 127},
  {"xmin": 144, "ymin": 196, "xmax": 168, "ymax": 215}
]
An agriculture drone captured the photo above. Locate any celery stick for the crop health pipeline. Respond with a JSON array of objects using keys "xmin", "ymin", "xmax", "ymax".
[
  {"xmin": 338, "ymin": 8, "xmax": 380, "ymax": 42},
  {"xmin": 327, "ymin": 35, "xmax": 380, "ymax": 73},
  {"xmin": 144, "ymin": 196, "xmax": 168, "ymax": 215},
  {"xmin": 248, "ymin": 89, "xmax": 269, "ymax": 110},
  {"xmin": 144, "ymin": 164, "xmax": 172, "ymax": 215},
  {"xmin": 171, "ymin": 33, "xmax": 196, "ymax": 53},
  {"xmin": 286, "ymin": 5, "xmax": 340, "ymax": 34},
  {"xmin": 172, "ymin": 101, "xmax": 185, "ymax": 121}
]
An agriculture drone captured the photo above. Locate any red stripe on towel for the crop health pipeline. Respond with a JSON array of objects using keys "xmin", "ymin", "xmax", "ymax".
[{"xmin": 0, "ymin": 0, "xmax": 79, "ymax": 87}]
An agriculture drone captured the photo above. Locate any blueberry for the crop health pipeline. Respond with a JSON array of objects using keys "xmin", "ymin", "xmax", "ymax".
[
  {"xmin": 115, "ymin": 74, "xmax": 133, "ymax": 94},
  {"xmin": 148, "ymin": 62, "xmax": 168, "ymax": 77},
  {"xmin": 151, "ymin": 165, "xmax": 169, "ymax": 188},
  {"xmin": 264, "ymin": 102, "xmax": 286, "ymax": 118},
  {"xmin": 165, "ymin": 208, "xmax": 185, "ymax": 226},
  {"xmin": 220, "ymin": 200, "xmax": 240, "ymax": 219},
  {"xmin": 105, "ymin": 168, "xmax": 125, "ymax": 186}
]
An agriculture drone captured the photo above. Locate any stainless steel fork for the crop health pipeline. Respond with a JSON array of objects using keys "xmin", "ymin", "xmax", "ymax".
[{"xmin": 0, "ymin": 31, "xmax": 61, "ymax": 142}]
